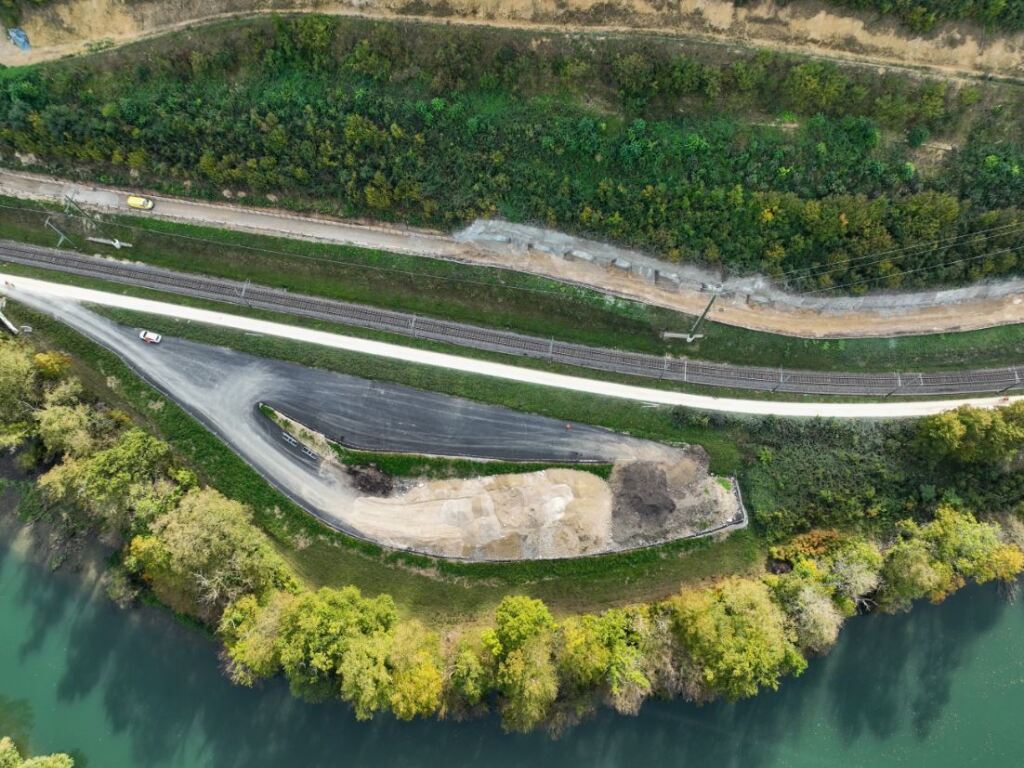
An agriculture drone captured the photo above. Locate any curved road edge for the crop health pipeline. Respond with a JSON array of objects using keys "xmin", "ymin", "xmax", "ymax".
[{"xmin": 3, "ymin": 271, "xmax": 1021, "ymax": 419}]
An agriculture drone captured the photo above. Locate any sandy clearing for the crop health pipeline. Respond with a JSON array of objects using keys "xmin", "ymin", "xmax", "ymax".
[
  {"xmin": 349, "ymin": 469, "xmax": 614, "ymax": 560},
  {"xmin": 2, "ymin": 0, "xmax": 1022, "ymax": 82},
  {"xmin": 4, "ymin": 271, "xmax": 1023, "ymax": 417}
]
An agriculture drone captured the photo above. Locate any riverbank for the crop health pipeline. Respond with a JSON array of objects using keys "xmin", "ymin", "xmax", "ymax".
[
  {"xmin": 4, "ymin": 286, "xmax": 1023, "ymax": 734},
  {"xmin": 3, "ymin": 500, "xmax": 1022, "ymax": 767}
]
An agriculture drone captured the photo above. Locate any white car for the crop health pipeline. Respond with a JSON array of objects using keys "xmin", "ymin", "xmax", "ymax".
[{"xmin": 139, "ymin": 330, "xmax": 162, "ymax": 344}]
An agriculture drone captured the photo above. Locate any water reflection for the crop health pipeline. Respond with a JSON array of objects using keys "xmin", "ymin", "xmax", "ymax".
[
  {"xmin": 1, "ymin": 520, "xmax": 1019, "ymax": 768},
  {"xmin": 0, "ymin": 695, "xmax": 34, "ymax": 753}
]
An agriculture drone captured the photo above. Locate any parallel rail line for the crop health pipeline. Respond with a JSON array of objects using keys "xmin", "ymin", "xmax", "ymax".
[{"xmin": 3, "ymin": 239, "xmax": 1022, "ymax": 397}]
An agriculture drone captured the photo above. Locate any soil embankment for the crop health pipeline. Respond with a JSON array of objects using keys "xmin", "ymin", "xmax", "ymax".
[
  {"xmin": 6, "ymin": 169, "xmax": 1024, "ymax": 340},
  {"xmin": 3, "ymin": 0, "xmax": 1024, "ymax": 80}
]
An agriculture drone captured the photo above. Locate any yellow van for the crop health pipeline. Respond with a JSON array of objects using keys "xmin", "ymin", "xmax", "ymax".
[{"xmin": 126, "ymin": 195, "xmax": 155, "ymax": 211}]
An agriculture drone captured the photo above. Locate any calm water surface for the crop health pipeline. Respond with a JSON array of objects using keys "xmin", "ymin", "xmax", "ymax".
[{"xmin": 2, "ymin": 520, "xmax": 1023, "ymax": 768}]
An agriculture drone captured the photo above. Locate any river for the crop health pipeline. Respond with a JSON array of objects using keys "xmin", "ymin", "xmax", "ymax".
[{"xmin": 2, "ymin": 516, "xmax": 1023, "ymax": 767}]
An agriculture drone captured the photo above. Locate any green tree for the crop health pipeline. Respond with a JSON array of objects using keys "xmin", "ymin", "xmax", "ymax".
[
  {"xmin": 482, "ymin": 596, "xmax": 558, "ymax": 732},
  {"xmin": 447, "ymin": 635, "xmax": 491, "ymax": 711},
  {"xmin": 219, "ymin": 591, "xmax": 295, "ymax": 686},
  {"xmin": 35, "ymin": 402, "xmax": 94, "ymax": 458},
  {"xmin": 32, "ymin": 351, "xmax": 71, "ymax": 380},
  {"xmin": 668, "ymin": 577, "xmax": 807, "ymax": 701},
  {"xmin": 769, "ymin": 567, "xmax": 844, "ymax": 654},
  {"xmin": 915, "ymin": 405, "xmax": 1024, "ymax": 466},
  {"xmin": 275, "ymin": 586, "xmax": 397, "ymax": 705},
  {"xmin": 494, "ymin": 637, "xmax": 558, "ymax": 733},
  {"xmin": 0, "ymin": 737, "xmax": 74, "ymax": 768},
  {"xmin": 38, "ymin": 428, "xmax": 175, "ymax": 531},
  {"xmin": 127, "ymin": 487, "xmax": 295, "ymax": 618},
  {"xmin": 878, "ymin": 507, "xmax": 1024, "ymax": 611},
  {"xmin": 878, "ymin": 531, "xmax": 954, "ymax": 611},
  {"xmin": 556, "ymin": 606, "xmax": 652, "ymax": 715},
  {"xmin": 338, "ymin": 633, "xmax": 393, "ymax": 720},
  {"xmin": 0, "ymin": 341, "xmax": 37, "ymax": 446},
  {"xmin": 824, "ymin": 537, "xmax": 883, "ymax": 610},
  {"xmin": 922, "ymin": 506, "xmax": 1024, "ymax": 585},
  {"xmin": 388, "ymin": 620, "xmax": 443, "ymax": 720}
]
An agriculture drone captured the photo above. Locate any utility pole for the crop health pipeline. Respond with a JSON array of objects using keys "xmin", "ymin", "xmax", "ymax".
[
  {"xmin": 662, "ymin": 294, "xmax": 717, "ymax": 343},
  {"xmin": 63, "ymin": 194, "xmax": 99, "ymax": 222},
  {"xmin": 998, "ymin": 367, "xmax": 1020, "ymax": 394},
  {"xmin": 44, "ymin": 217, "xmax": 74, "ymax": 248},
  {"xmin": 772, "ymin": 366, "xmax": 785, "ymax": 393}
]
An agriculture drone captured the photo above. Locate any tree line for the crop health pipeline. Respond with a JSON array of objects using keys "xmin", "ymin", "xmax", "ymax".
[
  {"xmin": 1, "ymin": 16, "xmax": 1023, "ymax": 292},
  {"xmin": 0, "ymin": 737, "xmax": 73, "ymax": 768},
  {"xmin": 801, "ymin": 0, "xmax": 1024, "ymax": 32},
  {"xmin": 3, "ymin": 329, "xmax": 1024, "ymax": 732}
]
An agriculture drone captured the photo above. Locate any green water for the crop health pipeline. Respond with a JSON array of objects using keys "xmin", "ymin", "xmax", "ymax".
[{"xmin": 2, "ymin": 521, "xmax": 1024, "ymax": 768}]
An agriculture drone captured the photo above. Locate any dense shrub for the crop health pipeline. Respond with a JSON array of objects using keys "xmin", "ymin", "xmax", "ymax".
[{"xmin": 2, "ymin": 17, "xmax": 1023, "ymax": 292}]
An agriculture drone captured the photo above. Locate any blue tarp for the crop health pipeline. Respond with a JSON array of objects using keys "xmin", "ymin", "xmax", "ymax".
[{"xmin": 7, "ymin": 28, "xmax": 31, "ymax": 51}]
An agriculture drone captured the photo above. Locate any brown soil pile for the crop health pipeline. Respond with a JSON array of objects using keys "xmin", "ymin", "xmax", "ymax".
[
  {"xmin": 346, "ymin": 463, "xmax": 394, "ymax": 496},
  {"xmin": 610, "ymin": 448, "xmax": 739, "ymax": 548}
]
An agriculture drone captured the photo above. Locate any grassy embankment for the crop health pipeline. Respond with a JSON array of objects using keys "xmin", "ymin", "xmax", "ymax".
[
  {"xmin": 258, "ymin": 401, "xmax": 614, "ymax": 480},
  {"xmin": 5, "ymin": 301, "xmax": 764, "ymax": 625},
  {"xmin": 4, "ymin": 195, "xmax": 1024, "ymax": 374}
]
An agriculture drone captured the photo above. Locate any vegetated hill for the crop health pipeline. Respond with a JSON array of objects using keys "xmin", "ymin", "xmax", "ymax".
[
  {"xmin": 810, "ymin": 0, "xmax": 1024, "ymax": 33},
  {"xmin": 1, "ymin": 16, "xmax": 1023, "ymax": 292}
]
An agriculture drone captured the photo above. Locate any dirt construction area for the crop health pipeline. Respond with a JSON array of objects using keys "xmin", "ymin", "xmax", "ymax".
[
  {"xmin": 275, "ymin": 408, "xmax": 741, "ymax": 559},
  {"xmin": 19, "ymin": 295, "xmax": 743, "ymax": 561},
  {"xmin": 2, "ymin": 0, "xmax": 1022, "ymax": 81}
]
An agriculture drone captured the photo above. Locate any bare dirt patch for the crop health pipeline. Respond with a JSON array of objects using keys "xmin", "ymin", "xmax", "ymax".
[
  {"xmin": 349, "ymin": 468, "xmax": 614, "ymax": 560},
  {"xmin": 266, "ymin": 404, "xmax": 739, "ymax": 560},
  {"xmin": 2, "ymin": 0, "xmax": 1023, "ymax": 82}
]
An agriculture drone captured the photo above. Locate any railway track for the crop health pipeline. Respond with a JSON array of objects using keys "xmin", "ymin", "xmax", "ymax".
[{"xmin": 3, "ymin": 239, "xmax": 1022, "ymax": 397}]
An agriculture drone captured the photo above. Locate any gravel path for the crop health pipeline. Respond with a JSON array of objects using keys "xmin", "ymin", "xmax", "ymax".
[{"xmin": 4, "ymin": 169, "xmax": 1024, "ymax": 339}]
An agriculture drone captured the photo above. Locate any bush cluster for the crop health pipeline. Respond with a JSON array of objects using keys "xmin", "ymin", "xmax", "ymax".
[{"xmin": 2, "ymin": 17, "xmax": 1023, "ymax": 292}]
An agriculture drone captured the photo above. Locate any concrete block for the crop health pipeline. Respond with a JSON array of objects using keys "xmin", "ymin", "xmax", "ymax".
[
  {"xmin": 635, "ymin": 265, "xmax": 657, "ymax": 283},
  {"xmin": 565, "ymin": 249, "xmax": 594, "ymax": 263},
  {"xmin": 656, "ymin": 271, "xmax": 681, "ymax": 289}
]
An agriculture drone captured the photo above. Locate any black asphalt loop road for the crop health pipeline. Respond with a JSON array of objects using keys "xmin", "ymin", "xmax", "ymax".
[{"xmin": 26, "ymin": 298, "xmax": 683, "ymax": 535}]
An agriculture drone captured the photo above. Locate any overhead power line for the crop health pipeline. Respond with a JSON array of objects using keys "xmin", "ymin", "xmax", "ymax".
[
  {"xmin": 811, "ymin": 241, "xmax": 1024, "ymax": 294},
  {"xmin": 777, "ymin": 219, "xmax": 1024, "ymax": 284}
]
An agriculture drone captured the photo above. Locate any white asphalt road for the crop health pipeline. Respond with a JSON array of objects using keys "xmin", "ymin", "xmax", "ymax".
[{"xmin": 3, "ymin": 272, "xmax": 1021, "ymax": 418}]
